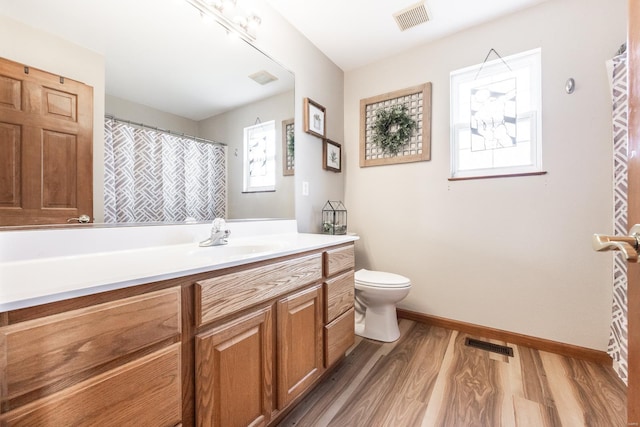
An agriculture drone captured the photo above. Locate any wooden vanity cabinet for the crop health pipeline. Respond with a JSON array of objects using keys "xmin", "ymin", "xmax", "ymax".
[
  {"xmin": 194, "ymin": 254, "xmax": 325, "ymax": 426},
  {"xmin": 0, "ymin": 242, "xmax": 356, "ymax": 427},
  {"xmin": 194, "ymin": 244, "xmax": 355, "ymax": 426},
  {"xmin": 195, "ymin": 280, "xmax": 326, "ymax": 426}
]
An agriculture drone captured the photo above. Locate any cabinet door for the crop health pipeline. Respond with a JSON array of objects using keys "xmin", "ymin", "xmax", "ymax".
[
  {"xmin": 277, "ymin": 284, "xmax": 324, "ymax": 409},
  {"xmin": 196, "ymin": 306, "xmax": 273, "ymax": 427}
]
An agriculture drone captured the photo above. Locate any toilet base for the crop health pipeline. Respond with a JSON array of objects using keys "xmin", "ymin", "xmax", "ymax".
[{"xmin": 354, "ymin": 304, "xmax": 401, "ymax": 342}]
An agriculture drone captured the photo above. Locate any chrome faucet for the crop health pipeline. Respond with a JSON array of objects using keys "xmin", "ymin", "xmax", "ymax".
[{"xmin": 199, "ymin": 218, "xmax": 231, "ymax": 247}]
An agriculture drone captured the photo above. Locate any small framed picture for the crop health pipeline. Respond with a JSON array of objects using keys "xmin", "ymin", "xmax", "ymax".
[
  {"xmin": 323, "ymin": 139, "xmax": 341, "ymax": 172},
  {"xmin": 303, "ymin": 97, "xmax": 326, "ymax": 138}
]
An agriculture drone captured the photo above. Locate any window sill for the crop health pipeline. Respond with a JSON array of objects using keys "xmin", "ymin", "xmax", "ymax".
[{"xmin": 448, "ymin": 171, "xmax": 547, "ymax": 181}]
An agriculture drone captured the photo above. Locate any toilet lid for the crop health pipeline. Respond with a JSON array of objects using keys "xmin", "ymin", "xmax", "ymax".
[{"xmin": 355, "ymin": 269, "xmax": 411, "ymax": 288}]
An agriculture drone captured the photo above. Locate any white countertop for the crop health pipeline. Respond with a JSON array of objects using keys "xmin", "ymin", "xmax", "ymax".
[{"xmin": 0, "ymin": 221, "xmax": 358, "ymax": 311}]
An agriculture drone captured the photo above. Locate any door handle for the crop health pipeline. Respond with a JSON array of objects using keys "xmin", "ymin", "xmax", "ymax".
[
  {"xmin": 67, "ymin": 214, "xmax": 91, "ymax": 224},
  {"xmin": 592, "ymin": 224, "xmax": 640, "ymax": 262}
]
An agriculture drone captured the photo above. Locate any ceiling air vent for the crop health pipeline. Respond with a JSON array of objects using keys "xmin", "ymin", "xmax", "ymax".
[
  {"xmin": 249, "ymin": 70, "xmax": 278, "ymax": 85},
  {"xmin": 393, "ymin": 1, "xmax": 430, "ymax": 32}
]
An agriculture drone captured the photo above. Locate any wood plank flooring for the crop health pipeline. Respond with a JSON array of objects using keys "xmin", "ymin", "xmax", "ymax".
[{"xmin": 277, "ymin": 320, "xmax": 626, "ymax": 426}]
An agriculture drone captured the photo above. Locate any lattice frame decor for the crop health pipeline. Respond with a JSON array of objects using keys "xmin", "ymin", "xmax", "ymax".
[
  {"xmin": 282, "ymin": 118, "xmax": 294, "ymax": 176},
  {"xmin": 360, "ymin": 83, "xmax": 432, "ymax": 167}
]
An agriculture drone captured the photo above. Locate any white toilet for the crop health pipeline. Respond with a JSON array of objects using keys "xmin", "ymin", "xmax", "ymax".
[{"xmin": 354, "ymin": 268, "xmax": 411, "ymax": 342}]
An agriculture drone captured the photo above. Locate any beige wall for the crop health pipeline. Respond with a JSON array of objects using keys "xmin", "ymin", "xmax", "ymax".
[
  {"xmin": 255, "ymin": 5, "xmax": 345, "ymax": 233},
  {"xmin": 0, "ymin": 15, "xmax": 106, "ymax": 221},
  {"xmin": 105, "ymin": 94, "xmax": 199, "ymax": 135},
  {"xmin": 198, "ymin": 91, "xmax": 295, "ymax": 219},
  {"xmin": 344, "ymin": 0, "xmax": 626, "ymax": 350}
]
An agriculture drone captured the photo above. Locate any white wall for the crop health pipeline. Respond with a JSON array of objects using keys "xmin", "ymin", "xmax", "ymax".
[
  {"xmin": 198, "ymin": 91, "xmax": 295, "ymax": 219},
  {"xmin": 0, "ymin": 15, "xmax": 106, "ymax": 221},
  {"xmin": 344, "ymin": 0, "xmax": 626, "ymax": 350}
]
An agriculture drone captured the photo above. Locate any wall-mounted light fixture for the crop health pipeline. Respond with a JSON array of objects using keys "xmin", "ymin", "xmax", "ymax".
[{"xmin": 185, "ymin": 0, "xmax": 261, "ymax": 42}]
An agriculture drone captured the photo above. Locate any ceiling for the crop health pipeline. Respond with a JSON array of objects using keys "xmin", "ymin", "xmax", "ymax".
[
  {"xmin": 266, "ymin": 0, "xmax": 549, "ymax": 71},
  {"xmin": 0, "ymin": 0, "xmax": 294, "ymax": 121},
  {"xmin": 0, "ymin": 0, "xmax": 549, "ymax": 119}
]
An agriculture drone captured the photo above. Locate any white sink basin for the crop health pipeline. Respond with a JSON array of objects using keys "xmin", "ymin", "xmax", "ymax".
[{"xmin": 0, "ymin": 222, "xmax": 360, "ymax": 312}]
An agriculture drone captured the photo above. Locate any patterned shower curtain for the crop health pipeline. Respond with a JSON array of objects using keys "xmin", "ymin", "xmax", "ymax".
[
  {"xmin": 104, "ymin": 118, "xmax": 227, "ymax": 223},
  {"xmin": 608, "ymin": 51, "xmax": 628, "ymax": 384}
]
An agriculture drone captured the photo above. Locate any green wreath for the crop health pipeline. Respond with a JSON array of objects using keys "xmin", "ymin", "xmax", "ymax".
[{"xmin": 370, "ymin": 105, "xmax": 416, "ymax": 155}]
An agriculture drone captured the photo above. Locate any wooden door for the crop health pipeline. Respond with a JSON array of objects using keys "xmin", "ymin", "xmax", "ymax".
[
  {"xmin": 0, "ymin": 57, "xmax": 93, "ymax": 226},
  {"xmin": 628, "ymin": 0, "xmax": 640, "ymax": 422},
  {"xmin": 195, "ymin": 306, "xmax": 273, "ymax": 427},
  {"xmin": 277, "ymin": 284, "xmax": 324, "ymax": 409}
]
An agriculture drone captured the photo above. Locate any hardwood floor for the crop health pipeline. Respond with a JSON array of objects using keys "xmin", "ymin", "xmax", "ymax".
[{"xmin": 277, "ymin": 320, "xmax": 626, "ymax": 426}]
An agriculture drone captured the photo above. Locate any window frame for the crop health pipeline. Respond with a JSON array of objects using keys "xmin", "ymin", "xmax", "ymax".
[
  {"xmin": 449, "ymin": 48, "xmax": 544, "ymax": 180},
  {"xmin": 242, "ymin": 120, "xmax": 276, "ymax": 193}
]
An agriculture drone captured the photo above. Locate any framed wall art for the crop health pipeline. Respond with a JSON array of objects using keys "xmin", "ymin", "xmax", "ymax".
[
  {"xmin": 360, "ymin": 83, "xmax": 432, "ymax": 167},
  {"xmin": 323, "ymin": 139, "xmax": 341, "ymax": 173},
  {"xmin": 303, "ymin": 97, "xmax": 326, "ymax": 138},
  {"xmin": 282, "ymin": 118, "xmax": 294, "ymax": 176}
]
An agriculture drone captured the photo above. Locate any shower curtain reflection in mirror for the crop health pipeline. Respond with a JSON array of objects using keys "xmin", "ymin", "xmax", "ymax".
[{"xmin": 103, "ymin": 118, "xmax": 226, "ymax": 223}]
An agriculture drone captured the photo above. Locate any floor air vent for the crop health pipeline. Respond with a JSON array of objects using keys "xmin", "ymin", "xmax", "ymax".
[{"xmin": 465, "ymin": 338, "xmax": 514, "ymax": 357}]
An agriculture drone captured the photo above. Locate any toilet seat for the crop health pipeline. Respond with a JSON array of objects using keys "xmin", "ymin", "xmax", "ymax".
[{"xmin": 355, "ymin": 269, "xmax": 411, "ymax": 288}]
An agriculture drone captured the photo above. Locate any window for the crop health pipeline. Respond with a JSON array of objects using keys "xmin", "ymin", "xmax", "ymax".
[
  {"xmin": 450, "ymin": 48, "xmax": 542, "ymax": 179},
  {"xmin": 243, "ymin": 120, "xmax": 276, "ymax": 192}
]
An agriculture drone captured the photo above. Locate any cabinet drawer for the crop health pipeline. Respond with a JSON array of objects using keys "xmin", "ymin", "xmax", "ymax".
[
  {"xmin": 324, "ymin": 270, "xmax": 354, "ymax": 323},
  {"xmin": 324, "ymin": 245, "xmax": 355, "ymax": 277},
  {"xmin": 196, "ymin": 253, "xmax": 322, "ymax": 326},
  {"xmin": 1, "ymin": 343, "xmax": 182, "ymax": 426},
  {"xmin": 0, "ymin": 287, "xmax": 181, "ymax": 403},
  {"xmin": 324, "ymin": 308, "xmax": 355, "ymax": 368}
]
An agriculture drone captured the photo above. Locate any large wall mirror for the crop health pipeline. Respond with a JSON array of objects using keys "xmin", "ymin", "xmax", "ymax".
[{"xmin": 0, "ymin": 0, "xmax": 295, "ymax": 226}]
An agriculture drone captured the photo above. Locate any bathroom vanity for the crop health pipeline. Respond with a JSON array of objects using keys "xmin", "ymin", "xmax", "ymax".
[{"xmin": 0, "ymin": 221, "xmax": 357, "ymax": 426}]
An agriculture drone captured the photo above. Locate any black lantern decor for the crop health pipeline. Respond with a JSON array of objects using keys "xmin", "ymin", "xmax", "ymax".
[{"xmin": 322, "ymin": 200, "xmax": 347, "ymax": 235}]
